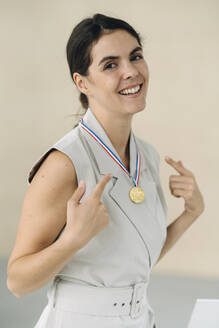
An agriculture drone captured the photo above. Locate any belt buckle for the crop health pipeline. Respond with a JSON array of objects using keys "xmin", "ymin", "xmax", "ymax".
[{"xmin": 130, "ymin": 282, "xmax": 147, "ymax": 319}]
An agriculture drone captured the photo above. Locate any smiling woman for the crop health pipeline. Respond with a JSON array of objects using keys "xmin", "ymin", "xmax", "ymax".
[
  {"xmin": 71, "ymin": 30, "xmax": 149, "ymax": 158},
  {"xmin": 7, "ymin": 13, "xmax": 164, "ymax": 328},
  {"xmin": 66, "ymin": 14, "xmax": 149, "ymax": 124}
]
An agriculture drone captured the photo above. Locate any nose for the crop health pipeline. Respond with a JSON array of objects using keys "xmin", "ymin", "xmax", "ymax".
[{"xmin": 121, "ymin": 60, "xmax": 139, "ymax": 80}]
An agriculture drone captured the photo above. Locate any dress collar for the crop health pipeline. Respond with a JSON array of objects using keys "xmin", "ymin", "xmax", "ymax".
[{"xmin": 79, "ymin": 107, "xmax": 146, "ymax": 179}]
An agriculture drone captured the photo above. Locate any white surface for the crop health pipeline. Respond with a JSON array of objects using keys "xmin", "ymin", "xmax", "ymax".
[{"xmin": 187, "ymin": 299, "xmax": 219, "ymax": 328}]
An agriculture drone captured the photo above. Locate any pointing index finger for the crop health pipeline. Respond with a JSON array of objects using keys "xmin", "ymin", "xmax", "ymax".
[
  {"xmin": 165, "ymin": 157, "xmax": 193, "ymax": 177},
  {"xmin": 92, "ymin": 173, "xmax": 112, "ymax": 200}
]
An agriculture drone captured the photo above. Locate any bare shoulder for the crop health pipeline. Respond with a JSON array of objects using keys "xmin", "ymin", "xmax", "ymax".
[
  {"xmin": 8, "ymin": 149, "xmax": 78, "ymax": 269},
  {"xmin": 31, "ymin": 148, "xmax": 77, "ymax": 184}
]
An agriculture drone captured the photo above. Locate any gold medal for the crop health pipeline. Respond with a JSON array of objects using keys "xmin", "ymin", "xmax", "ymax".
[{"xmin": 129, "ymin": 186, "xmax": 145, "ymax": 203}]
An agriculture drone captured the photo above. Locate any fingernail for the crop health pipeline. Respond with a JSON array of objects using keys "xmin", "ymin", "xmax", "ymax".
[
  {"xmin": 79, "ymin": 180, "xmax": 84, "ymax": 188},
  {"xmin": 165, "ymin": 156, "xmax": 171, "ymax": 160}
]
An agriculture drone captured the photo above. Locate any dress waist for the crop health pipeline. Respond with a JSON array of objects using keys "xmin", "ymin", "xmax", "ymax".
[{"xmin": 47, "ymin": 277, "xmax": 153, "ymax": 319}]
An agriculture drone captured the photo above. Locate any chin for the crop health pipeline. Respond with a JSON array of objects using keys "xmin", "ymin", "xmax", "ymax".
[{"xmin": 129, "ymin": 101, "xmax": 146, "ymax": 114}]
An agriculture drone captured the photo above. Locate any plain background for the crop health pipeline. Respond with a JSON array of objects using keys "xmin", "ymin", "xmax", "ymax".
[{"xmin": 1, "ymin": 0, "xmax": 219, "ymax": 327}]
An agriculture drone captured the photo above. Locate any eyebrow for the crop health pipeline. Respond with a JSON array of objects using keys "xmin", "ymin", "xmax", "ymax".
[{"xmin": 98, "ymin": 46, "xmax": 143, "ymax": 67}]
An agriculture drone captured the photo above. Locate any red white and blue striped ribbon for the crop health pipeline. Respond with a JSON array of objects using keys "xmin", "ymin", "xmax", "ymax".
[{"xmin": 79, "ymin": 118, "xmax": 141, "ymax": 187}]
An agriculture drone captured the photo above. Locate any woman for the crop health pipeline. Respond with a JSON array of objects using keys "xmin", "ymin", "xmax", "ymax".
[{"xmin": 7, "ymin": 13, "xmax": 205, "ymax": 328}]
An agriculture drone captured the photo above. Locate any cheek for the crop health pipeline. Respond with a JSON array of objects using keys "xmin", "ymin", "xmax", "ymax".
[
  {"xmin": 145, "ymin": 64, "xmax": 150, "ymax": 80},
  {"xmin": 93, "ymin": 75, "xmax": 114, "ymax": 92},
  {"xmin": 142, "ymin": 62, "xmax": 149, "ymax": 79},
  {"xmin": 99, "ymin": 78, "xmax": 118, "ymax": 94}
]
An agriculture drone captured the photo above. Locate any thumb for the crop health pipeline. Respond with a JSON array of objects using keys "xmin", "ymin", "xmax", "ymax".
[{"xmin": 71, "ymin": 180, "xmax": 86, "ymax": 205}]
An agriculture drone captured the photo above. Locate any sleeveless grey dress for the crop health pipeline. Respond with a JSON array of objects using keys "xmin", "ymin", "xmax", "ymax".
[{"xmin": 29, "ymin": 107, "xmax": 168, "ymax": 328}]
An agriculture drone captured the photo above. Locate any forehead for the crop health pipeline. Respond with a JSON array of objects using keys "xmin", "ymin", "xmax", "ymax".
[{"xmin": 90, "ymin": 29, "xmax": 140, "ymax": 61}]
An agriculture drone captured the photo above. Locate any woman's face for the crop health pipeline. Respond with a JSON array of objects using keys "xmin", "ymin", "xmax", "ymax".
[{"xmin": 75, "ymin": 29, "xmax": 150, "ymax": 117}]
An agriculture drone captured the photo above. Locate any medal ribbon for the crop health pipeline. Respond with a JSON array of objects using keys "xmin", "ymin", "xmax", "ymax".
[{"xmin": 79, "ymin": 118, "xmax": 141, "ymax": 187}]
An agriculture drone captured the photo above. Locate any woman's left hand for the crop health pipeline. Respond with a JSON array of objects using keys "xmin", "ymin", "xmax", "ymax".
[{"xmin": 165, "ymin": 156, "xmax": 205, "ymax": 218}]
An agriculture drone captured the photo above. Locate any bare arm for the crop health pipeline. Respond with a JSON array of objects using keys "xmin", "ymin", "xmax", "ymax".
[
  {"xmin": 7, "ymin": 235, "xmax": 80, "ymax": 298},
  {"xmin": 7, "ymin": 150, "xmax": 80, "ymax": 297},
  {"xmin": 156, "ymin": 155, "xmax": 205, "ymax": 264},
  {"xmin": 156, "ymin": 210, "xmax": 201, "ymax": 263}
]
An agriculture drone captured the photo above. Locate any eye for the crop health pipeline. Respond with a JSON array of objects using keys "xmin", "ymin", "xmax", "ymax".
[
  {"xmin": 103, "ymin": 62, "xmax": 116, "ymax": 70},
  {"xmin": 131, "ymin": 54, "xmax": 143, "ymax": 61},
  {"xmin": 103, "ymin": 54, "xmax": 143, "ymax": 70}
]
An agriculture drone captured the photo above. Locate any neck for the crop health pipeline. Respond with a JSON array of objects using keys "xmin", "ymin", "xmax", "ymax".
[{"xmin": 90, "ymin": 107, "xmax": 132, "ymax": 160}]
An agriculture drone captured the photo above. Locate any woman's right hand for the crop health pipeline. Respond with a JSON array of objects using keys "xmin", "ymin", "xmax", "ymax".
[{"xmin": 61, "ymin": 173, "xmax": 112, "ymax": 251}]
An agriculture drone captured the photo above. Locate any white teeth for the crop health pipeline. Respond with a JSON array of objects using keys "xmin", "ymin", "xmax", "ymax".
[{"xmin": 119, "ymin": 84, "xmax": 141, "ymax": 95}]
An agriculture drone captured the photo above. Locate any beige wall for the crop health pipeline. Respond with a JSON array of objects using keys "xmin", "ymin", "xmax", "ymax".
[{"xmin": 1, "ymin": 0, "xmax": 218, "ymax": 278}]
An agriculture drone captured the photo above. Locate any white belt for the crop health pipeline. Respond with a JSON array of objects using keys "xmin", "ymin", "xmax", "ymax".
[{"xmin": 47, "ymin": 277, "xmax": 150, "ymax": 319}]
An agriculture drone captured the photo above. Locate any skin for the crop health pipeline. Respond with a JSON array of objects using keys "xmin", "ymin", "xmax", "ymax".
[
  {"xmin": 73, "ymin": 29, "xmax": 149, "ymax": 163},
  {"xmin": 165, "ymin": 157, "xmax": 204, "ymax": 217},
  {"xmin": 157, "ymin": 157, "xmax": 205, "ymax": 262}
]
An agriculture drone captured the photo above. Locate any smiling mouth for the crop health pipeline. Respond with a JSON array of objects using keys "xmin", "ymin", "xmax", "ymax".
[{"xmin": 118, "ymin": 83, "xmax": 143, "ymax": 96}]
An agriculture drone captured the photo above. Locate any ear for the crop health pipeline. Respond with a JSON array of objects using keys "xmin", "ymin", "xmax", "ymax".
[{"xmin": 73, "ymin": 72, "xmax": 90, "ymax": 96}]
